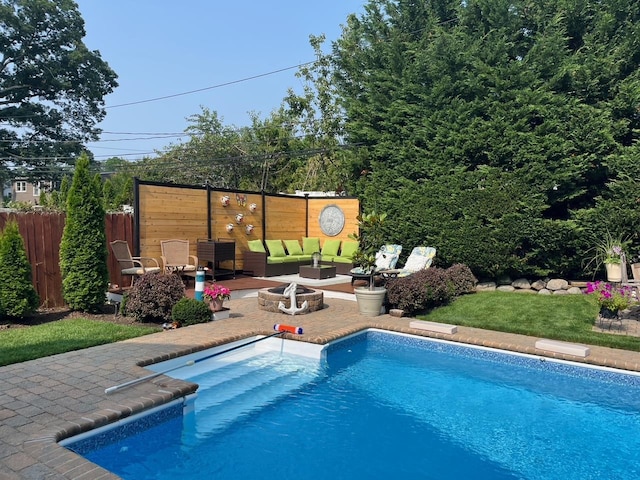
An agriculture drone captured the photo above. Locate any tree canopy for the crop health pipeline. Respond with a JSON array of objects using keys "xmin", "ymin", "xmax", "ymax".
[
  {"xmin": 324, "ymin": 0, "xmax": 640, "ymax": 278},
  {"xmin": 0, "ymin": 0, "xmax": 117, "ymax": 186}
]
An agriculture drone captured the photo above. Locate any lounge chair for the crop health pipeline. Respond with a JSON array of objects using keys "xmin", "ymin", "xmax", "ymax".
[
  {"xmin": 110, "ymin": 240, "xmax": 160, "ymax": 284},
  {"xmin": 160, "ymin": 239, "xmax": 198, "ymax": 273},
  {"xmin": 395, "ymin": 246, "xmax": 436, "ymax": 277}
]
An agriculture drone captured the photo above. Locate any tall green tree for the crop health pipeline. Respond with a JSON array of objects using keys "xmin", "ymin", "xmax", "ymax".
[
  {"xmin": 59, "ymin": 154, "xmax": 108, "ymax": 312},
  {"xmin": 325, "ymin": 0, "xmax": 640, "ymax": 278},
  {"xmin": 0, "ymin": 0, "xmax": 118, "ymax": 184},
  {"xmin": 0, "ymin": 219, "xmax": 38, "ymax": 317}
]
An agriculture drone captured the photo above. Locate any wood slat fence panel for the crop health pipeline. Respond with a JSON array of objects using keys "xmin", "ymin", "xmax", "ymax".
[{"xmin": 0, "ymin": 212, "xmax": 133, "ymax": 308}]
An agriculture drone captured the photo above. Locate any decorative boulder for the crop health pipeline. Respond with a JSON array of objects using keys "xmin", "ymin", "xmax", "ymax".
[
  {"xmin": 530, "ymin": 280, "xmax": 547, "ymax": 291},
  {"xmin": 476, "ymin": 281, "xmax": 497, "ymax": 292},
  {"xmin": 512, "ymin": 278, "xmax": 531, "ymax": 290},
  {"xmin": 546, "ymin": 279, "xmax": 569, "ymax": 291}
]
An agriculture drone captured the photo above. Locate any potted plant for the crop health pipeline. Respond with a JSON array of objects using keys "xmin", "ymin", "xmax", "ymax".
[
  {"xmin": 585, "ymin": 281, "xmax": 636, "ymax": 318},
  {"xmin": 203, "ymin": 283, "xmax": 231, "ymax": 312},
  {"xmin": 348, "ymin": 211, "xmax": 388, "ymax": 316},
  {"xmin": 585, "ymin": 231, "xmax": 629, "ymax": 282}
]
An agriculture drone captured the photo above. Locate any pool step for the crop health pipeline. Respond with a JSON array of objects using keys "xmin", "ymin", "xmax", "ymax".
[{"xmin": 182, "ymin": 353, "xmax": 320, "ymax": 442}]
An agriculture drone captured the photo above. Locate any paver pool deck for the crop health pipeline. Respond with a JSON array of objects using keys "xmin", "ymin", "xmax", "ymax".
[{"xmin": 2, "ymin": 288, "xmax": 640, "ymax": 479}]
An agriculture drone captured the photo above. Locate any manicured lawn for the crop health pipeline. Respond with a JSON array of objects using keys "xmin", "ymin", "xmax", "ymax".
[
  {"xmin": 0, "ymin": 319, "xmax": 160, "ymax": 367},
  {"xmin": 423, "ymin": 291, "xmax": 640, "ymax": 352}
]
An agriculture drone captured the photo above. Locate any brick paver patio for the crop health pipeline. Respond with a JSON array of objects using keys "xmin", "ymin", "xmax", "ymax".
[{"xmin": 2, "ymin": 289, "xmax": 640, "ymax": 479}]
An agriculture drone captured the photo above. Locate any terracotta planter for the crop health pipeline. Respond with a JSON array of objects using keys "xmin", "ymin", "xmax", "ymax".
[
  {"xmin": 605, "ymin": 262, "xmax": 622, "ymax": 283},
  {"xmin": 209, "ymin": 298, "xmax": 224, "ymax": 312}
]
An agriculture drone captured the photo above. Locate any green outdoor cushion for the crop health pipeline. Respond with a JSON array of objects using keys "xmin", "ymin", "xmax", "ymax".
[
  {"xmin": 265, "ymin": 239, "xmax": 286, "ymax": 257},
  {"xmin": 247, "ymin": 239, "xmax": 266, "ymax": 253},
  {"xmin": 283, "ymin": 239, "xmax": 303, "ymax": 256},
  {"xmin": 289, "ymin": 254, "xmax": 312, "ymax": 262},
  {"xmin": 338, "ymin": 240, "xmax": 359, "ymax": 259},
  {"xmin": 302, "ymin": 237, "xmax": 321, "ymax": 255},
  {"xmin": 333, "ymin": 256, "xmax": 354, "ymax": 264},
  {"xmin": 267, "ymin": 256, "xmax": 286, "ymax": 264},
  {"xmin": 321, "ymin": 239, "xmax": 341, "ymax": 257}
]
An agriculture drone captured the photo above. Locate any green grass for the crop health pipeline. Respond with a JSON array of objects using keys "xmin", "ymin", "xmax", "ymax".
[
  {"xmin": 0, "ymin": 318, "xmax": 160, "ymax": 367},
  {"xmin": 422, "ymin": 291, "xmax": 640, "ymax": 352}
]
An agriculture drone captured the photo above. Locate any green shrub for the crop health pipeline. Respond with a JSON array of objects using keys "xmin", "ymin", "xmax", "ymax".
[
  {"xmin": 0, "ymin": 220, "xmax": 39, "ymax": 318},
  {"xmin": 445, "ymin": 264, "xmax": 478, "ymax": 296},
  {"xmin": 387, "ymin": 267, "xmax": 455, "ymax": 315},
  {"xmin": 59, "ymin": 155, "xmax": 109, "ymax": 312},
  {"xmin": 125, "ymin": 272, "xmax": 185, "ymax": 322},
  {"xmin": 171, "ymin": 297, "xmax": 211, "ymax": 326}
]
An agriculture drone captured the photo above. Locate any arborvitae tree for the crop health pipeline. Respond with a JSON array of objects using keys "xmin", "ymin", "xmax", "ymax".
[
  {"xmin": 59, "ymin": 155, "xmax": 109, "ymax": 312},
  {"xmin": 0, "ymin": 220, "xmax": 39, "ymax": 318}
]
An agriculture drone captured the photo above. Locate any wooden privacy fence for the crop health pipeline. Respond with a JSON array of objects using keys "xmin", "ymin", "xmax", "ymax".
[{"xmin": 0, "ymin": 212, "xmax": 134, "ymax": 308}]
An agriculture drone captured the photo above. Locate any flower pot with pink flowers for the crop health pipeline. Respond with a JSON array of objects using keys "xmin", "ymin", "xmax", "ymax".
[{"xmin": 203, "ymin": 283, "xmax": 231, "ymax": 312}]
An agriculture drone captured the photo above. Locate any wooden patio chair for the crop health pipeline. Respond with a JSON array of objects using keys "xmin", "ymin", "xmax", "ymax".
[
  {"xmin": 160, "ymin": 239, "xmax": 198, "ymax": 274},
  {"xmin": 109, "ymin": 240, "xmax": 160, "ymax": 285}
]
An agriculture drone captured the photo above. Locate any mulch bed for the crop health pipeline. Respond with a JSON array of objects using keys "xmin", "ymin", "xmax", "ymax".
[{"xmin": 0, "ymin": 304, "xmax": 139, "ymax": 329}]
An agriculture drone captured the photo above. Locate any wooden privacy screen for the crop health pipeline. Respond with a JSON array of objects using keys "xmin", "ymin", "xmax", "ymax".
[
  {"xmin": 136, "ymin": 180, "xmax": 360, "ymax": 271},
  {"xmin": 0, "ymin": 183, "xmax": 358, "ymax": 308}
]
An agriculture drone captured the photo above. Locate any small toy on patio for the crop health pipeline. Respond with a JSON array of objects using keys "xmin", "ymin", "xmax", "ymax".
[{"xmin": 274, "ymin": 324, "xmax": 304, "ymax": 334}]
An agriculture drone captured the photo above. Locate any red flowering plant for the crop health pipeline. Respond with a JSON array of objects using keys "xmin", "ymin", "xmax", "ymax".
[
  {"xmin": 585, "ymin": 281, "xmax": 635, "ymax": 312},
  {"xmin": 203, "ymin": 284, "xmax": 231, "ymax": 302}
]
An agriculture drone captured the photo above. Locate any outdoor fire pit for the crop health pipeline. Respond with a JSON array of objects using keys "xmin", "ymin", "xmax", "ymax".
[{"xmin": 257, "ymin": 284, "xmax": 324, "ymax": 313}]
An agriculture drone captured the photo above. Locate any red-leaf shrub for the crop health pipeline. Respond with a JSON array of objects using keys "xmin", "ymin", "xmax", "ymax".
[{"xmin": 125, "ymin": 272, "xmax": 185, "ymax": 322}]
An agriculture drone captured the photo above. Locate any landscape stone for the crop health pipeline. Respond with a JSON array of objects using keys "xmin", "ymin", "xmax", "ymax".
[
  {"xmin": 497, "ymin": 285, "xmax": 516, "ymax": 292},
  {"xmin": 546, "ymin": 279, "xmax": 569, "ymax": 291},
  {"xmin": 512, "ymin": 278, "xmax": 531, "ymax": 289},
  {"xmin": 538, "ymin": 288, "xmax": 551, "ymax": 295},
  {"xmin": 476, "ymin": 282, "xmax": 496, "ymax": 292},
  {"xmin": 567, "ymin": 287, "xmax": 583, "ymax": 295},
  {"xmin": 531, "ymin": 280, "xmax": 546, "ymax": 290},
  {"xmin": 553, "ymin": 289, "xmax": 568, "ymax": 295}
]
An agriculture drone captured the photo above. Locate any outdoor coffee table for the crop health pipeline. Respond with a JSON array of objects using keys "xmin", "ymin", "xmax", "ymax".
[{"xmin": 299, "ymin": 265, "xmax": 336, "ymax": 280}]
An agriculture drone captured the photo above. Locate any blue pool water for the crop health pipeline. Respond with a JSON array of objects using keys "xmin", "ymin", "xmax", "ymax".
[{"xmin": 67, "ymin": 331, "xmax": 640, "ymax": 479}]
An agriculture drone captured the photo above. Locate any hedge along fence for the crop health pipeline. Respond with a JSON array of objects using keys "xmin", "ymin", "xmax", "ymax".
[
  {"xmin": 0, "ymin": 212, "xmax": 133, "ymax": 308},
  {"xmin": 134, "ymin": 180, "xmax": 360, "ymax": 270}
]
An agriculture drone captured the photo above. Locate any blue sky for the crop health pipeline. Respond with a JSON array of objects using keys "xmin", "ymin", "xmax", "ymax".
[{"xmin": 75, "ymin": 1, "xmax": 364, "ymax": 161}]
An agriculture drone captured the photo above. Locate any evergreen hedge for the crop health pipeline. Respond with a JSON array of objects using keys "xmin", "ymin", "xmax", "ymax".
[{"xmin": 0, "ymin": 220, "xmax": 39, "ymax": 318}]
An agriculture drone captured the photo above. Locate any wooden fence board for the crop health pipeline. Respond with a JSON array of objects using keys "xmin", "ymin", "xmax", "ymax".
[{"xmin": 0, "ymin": 212, "xmax": 133, "ymax": 308}]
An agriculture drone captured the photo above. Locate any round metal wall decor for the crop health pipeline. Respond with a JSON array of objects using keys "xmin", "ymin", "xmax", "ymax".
[{"xmin": 319, "ymin": 204, "xmax": 345, "ymax": 236}]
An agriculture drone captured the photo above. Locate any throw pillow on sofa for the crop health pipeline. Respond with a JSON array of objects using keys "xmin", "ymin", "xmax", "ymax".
[
  {"xmin": 283, "ymin": 239, "xmax": 303, "ymax": 256},
  {"xmin": 302, "ymin": 237, "xmax": 320, "ymax": 255},
  {"xmin": 321, "ymin": 239, "xmax": 341, "ymax": 258},
  {"xmin": 265, "ymin": 239, "xmax": 286, "ymax": 257},
  {"xmin": 247, "ymin": 239, "xmax": 266, "ymax": 253}
]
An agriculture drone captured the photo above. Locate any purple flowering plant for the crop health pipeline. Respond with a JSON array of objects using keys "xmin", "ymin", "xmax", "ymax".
[
  {"xmin": 203, "ymin": 284, "xmax": 231, "ymax": 302},
  {"xmin": 585, "ymin": 281, "xmax": 635, "ymax": 311}
]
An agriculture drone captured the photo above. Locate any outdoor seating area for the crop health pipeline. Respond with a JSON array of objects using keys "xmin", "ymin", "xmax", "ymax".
[
  {"xmin": 110, "ymin": 240, "xmax": 161, "ymax": 285},
  {"xmin": 243, "ymin": 237, "xmax": 358, "ymax": 277}
]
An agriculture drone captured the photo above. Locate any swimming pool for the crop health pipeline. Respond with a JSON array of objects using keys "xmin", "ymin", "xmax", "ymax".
[{"xmin": 64, "ymin": 330, "xmax": 640, "ymax": 479}]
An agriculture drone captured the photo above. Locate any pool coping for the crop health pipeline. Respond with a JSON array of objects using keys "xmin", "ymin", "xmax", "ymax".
[{"xmin": 3, "ymin": 292, "xmax": 640, "ymax": 479}]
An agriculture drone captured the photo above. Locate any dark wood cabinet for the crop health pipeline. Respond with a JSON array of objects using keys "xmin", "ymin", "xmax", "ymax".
[{"xmin": 197, "ymin": 239, "xmax": 236, "ymax": 279}]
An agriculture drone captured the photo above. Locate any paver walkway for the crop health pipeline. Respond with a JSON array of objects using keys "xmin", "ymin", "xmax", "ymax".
[{"xmin": 2, "ymin": 289, "xmax": 640, "ymax": 479}]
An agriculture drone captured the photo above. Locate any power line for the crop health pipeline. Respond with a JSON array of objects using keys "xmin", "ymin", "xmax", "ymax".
[{"xmin": 105, "ymin": 62, "xmax": 317, "ymax": 109}]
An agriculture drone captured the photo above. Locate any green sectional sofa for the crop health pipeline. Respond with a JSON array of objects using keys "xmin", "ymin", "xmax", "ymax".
[{"xmin": 242, "ymin": 238, "xmax": 358, "ymax": 277}]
